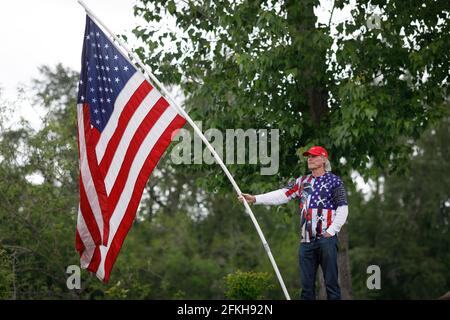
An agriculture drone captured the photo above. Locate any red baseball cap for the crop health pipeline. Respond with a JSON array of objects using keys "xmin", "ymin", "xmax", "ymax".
[{"xmin": 303, "ymin": 146, "xmax": 328, "ymax": 158}]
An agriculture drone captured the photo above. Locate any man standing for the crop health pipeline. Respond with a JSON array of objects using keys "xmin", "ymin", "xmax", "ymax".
[{"xmin": 239, "ymin": 146, "xmax": 348, "ymax": 300}]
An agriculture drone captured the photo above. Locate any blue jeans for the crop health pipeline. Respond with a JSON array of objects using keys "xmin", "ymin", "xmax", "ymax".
[{"xmin": 299, "ymin": 235, "xmax": 341, "ymax": 300}]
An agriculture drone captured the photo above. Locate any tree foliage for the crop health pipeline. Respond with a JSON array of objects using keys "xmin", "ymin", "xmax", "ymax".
[
  {"xmin": 0, "ymin": 0, "xmax": 448, "ymax": 300},
  {"xmin": 0, "ymin": 57, "xmax": 447, "ymax": 299},
  {"xmin": 130, "ymin": 0, "xmax": 448, "ymax": 300},
  {"xmin": 0, "ymin": 65, "xmax": 299, "ymax": 299},
  {"xmin": 349, "ymin": 115, "xmax": 450, "ymax": 299},
  {"xmin": 132, "ymin": 0, "xmax": 449, "ymax": 185},
  {"xmin": 224, "ymin": 270, "xmax": 274, "ymax": 299}
]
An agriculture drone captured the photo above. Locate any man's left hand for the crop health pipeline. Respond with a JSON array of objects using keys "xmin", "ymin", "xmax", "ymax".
[{"xmin": 323, "ymin": 232, "xmax": 332, "ymax": 238}]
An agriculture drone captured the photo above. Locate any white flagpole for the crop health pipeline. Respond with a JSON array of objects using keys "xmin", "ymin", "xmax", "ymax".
[{"xmin": 77, "ymin": 0, "xmax": 291, "ymax": 300}]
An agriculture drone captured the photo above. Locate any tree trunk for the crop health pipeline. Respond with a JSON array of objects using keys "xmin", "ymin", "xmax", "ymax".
[
  {"xmin": 286, "ymin": 0, "xmax": 353, "ymax": 300},
  {"xmin": 317, "ymin": 225, "xmax": 353, "ymax": 300},
  {"xmin": 337, "ymin": 225, "xmax": 353, "ymax": 299},
  {"xmin": 318, "ymin": 267, "xmax": 327, "ymax": 300}
]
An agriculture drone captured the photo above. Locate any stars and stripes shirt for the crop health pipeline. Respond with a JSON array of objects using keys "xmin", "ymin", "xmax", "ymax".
[{"xmin": 254, "ymin": 172, "xmax": 348, "ymax": 243}]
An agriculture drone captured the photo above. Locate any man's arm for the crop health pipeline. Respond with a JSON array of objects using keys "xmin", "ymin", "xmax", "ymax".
[
  {"xmin": 239, "ymin": 178, "xmax": 301, "ymax": 206},
  {"xmin": 254, "ymin": 189, "xmax": 291, "ymax": 205},
  {"xmin": 326, "ymin": 205, "xmax": 349, "ymax": 236},
  {"xmin": 327, "ymin": 181, "xmax": 349, "ymax": 236}
]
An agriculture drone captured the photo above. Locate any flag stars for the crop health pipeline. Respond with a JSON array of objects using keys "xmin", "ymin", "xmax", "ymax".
[
  {"xmin": 100, "ymin": 98, "xmax": 104, "ymax": 103},
  {"xmin": 92, "ymin": 98, "xmax": 97, "ymax": 103},
  {"xmin": 102, "ymin": 109, "xmax": 106, "ymax": 113},
  {"xmin": 90, "ymin": 88, "xmax": 95, "ymax": 92},
  {"xmin": 114, "ymin": 55, "xmax": 118, "ymax": 60},
  {"xmin": 114, "ymin": 66, "xmax": 119, "ymax": 72},
  {"xmin": 106, "ymin": 98, "xmax": 111, "ymax": 103},
  {"xmin": 96, "ymin": 32, "xmax": 100, "ymax": 37},
  {"xmin": 115, "ymin": 77, "xmax": 120, "ymax": 83},
  {"xmin": 94, "ymin": 109, "xmax": 99, "ymax": 114},
  {"xmin": 96, "ymin": 119, "xmax": 101, "ymax": 125},
  {"xmin": 105, "ymin": 55, "xmax": 109, "ymax": 61},
  {"xmin": 81, "ymin": 96, "xmax": 85, "ymax": 101},
  {"xmin": 104, "ymin": 44, "xmax": 109, "ymax": 49},
  {"xmin": 123, "ymin": 66, "xmax": 129, "ymax": 71}
]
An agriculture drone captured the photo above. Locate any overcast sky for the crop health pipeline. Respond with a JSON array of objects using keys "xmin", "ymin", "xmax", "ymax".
[{"xmin": 0, "ymin": 0, "xmax": 138, "ymax": 99}]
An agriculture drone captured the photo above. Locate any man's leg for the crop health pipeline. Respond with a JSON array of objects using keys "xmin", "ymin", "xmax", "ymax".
[
  {"xmin": 319, "ymin": 236, "xmax": 341, "ymax": 300},
  {"xmin": 299, "ymin": 242, "xmax": 318, "ymax": 300}
]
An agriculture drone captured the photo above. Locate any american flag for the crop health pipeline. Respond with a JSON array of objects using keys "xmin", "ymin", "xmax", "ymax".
[{"xmin": 75, "ymin": 15, "xmax": 186, "ymax": 282}]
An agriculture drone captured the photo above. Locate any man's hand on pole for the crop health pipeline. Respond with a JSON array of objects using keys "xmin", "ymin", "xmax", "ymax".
[{"xmin": 238, "ymin": 193, "xmax": 256, "ymax": 204}]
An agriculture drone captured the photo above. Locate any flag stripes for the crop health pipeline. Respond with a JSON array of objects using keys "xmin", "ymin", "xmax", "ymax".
[{"xmin": 76, "ymin": 16, "xmax": 186, "ymax": 281}]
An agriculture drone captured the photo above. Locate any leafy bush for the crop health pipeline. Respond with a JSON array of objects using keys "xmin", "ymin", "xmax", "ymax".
[
  {"xmin": 224, "ymin": 270, "xmax": 274, "ymax": 300},
  {"xmin": 0, "ymin": 249, "xmax": 14, "ymax": 299}
]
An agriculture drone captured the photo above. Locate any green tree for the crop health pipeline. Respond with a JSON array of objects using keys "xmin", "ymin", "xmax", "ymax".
[
  {"xmin": 131, "ymin": 0, "xmax": 449, "ymax": 299},
  {"xmin": 0, "ymin": 65, "xmax": 300, "ymax": 299},
  {"xmin": 348, "ymin": 116, "xmax": 450, "ymax": 299},
  {"xmin": 132, "ymin": 0, "xmax": 449, "ymax": 180},
  {"xmin": 0, "ymin": 65, "xmax": 90, "ymax": 299},
  {"xmin": 0, "ymin": 248, "xmax": 14, "ymax": 299}
]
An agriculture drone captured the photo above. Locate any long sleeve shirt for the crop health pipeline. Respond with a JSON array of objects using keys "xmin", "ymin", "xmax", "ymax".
[{"xmin": 254, "ymin": 172, "xmax": 348, "ymax": 242}]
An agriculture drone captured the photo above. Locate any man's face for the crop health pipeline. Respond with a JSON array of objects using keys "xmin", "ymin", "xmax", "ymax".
[{"xmin": 307, "ymin": 155, "xmax": 325, "ymax": 170}]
